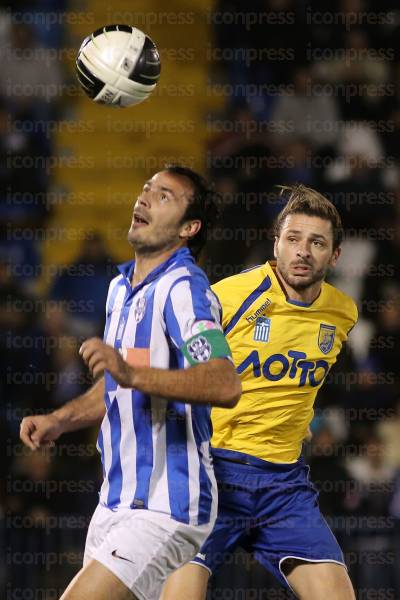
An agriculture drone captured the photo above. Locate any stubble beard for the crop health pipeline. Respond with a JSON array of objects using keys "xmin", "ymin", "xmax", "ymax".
[
  {"xmin": 127, "ymin": 228, "xmax": 179, "ymax": 257},
  {"xmin": 277, "ymin": 261, "xmax": 328, "ymax": 291}
]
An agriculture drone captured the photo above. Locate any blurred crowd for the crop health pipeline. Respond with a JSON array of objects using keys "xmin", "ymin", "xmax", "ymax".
[
  {"xmin": 0, "ymin": 1, "xmax": 115, "ymax": 593},
  {"xmin": 2, "ymin": 0, "xmax": 400, "ymax": 597}
]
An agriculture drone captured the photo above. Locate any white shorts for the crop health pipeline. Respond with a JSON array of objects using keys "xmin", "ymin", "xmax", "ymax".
[{"xmin": 83, "ymin": 503, "xmax": 214, "ymax": 600}]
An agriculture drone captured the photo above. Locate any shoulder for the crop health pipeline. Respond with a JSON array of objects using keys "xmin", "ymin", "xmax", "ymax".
[
  {"xmin": 155, "ymin": 262, "xmax": 212, "ymax": 311},
  {"xmin": 107, "ymin": 273, "xmax": 124, "ymax": 293},
  {"xmin": 212, "ymin": 265, "xmax": 270, "ymax": 303},
  {"xmin": 105, "ymin": 273, "xmax": 125, "ymax": 312},
  {"xmin": 159, "ymin": 262, "xmax": 210, "ymax": 293},
  {"xmin": 323, "ymin": 282, "xmax": 358, "ymax": 326}
]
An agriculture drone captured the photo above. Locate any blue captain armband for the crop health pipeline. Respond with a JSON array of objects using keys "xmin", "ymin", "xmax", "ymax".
[{"xmin": 181, "ymin": 329, "xmax": 231, "ymax": 366}]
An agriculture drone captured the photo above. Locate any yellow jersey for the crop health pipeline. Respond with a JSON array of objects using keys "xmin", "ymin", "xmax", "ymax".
[{"xmin": 211, "ymin": 261, "xmax": 358, "ymax": 463}]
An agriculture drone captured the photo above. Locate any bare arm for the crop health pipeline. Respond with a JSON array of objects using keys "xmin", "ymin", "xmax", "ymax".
[
  {"xmin": 20, "ymin": 377, "xmax": 106, "ymax": 451},
  {"xmin": 53, "ymin": 376, "xmax": 106, "ymax": 431},
  {"xmin": 130, "ymin": 358, "xmax": 240, "ymax": 408},
  {"xmin": 80, "ymin": 338, "xmax": 241, "ymax": 408}
]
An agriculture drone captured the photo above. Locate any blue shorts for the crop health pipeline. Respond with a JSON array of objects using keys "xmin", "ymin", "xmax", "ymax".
[{"xmin": 191, "ymin": 449, "xmax": 345, "ymax": 590}]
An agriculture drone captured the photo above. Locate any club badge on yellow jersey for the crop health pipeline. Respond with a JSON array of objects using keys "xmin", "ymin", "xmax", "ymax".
[{"xmin": 211, "ymin": 261, "xmax": 358, "ymax": 464}]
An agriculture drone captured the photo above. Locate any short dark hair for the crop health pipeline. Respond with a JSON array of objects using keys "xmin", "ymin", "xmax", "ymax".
[
  {"xmin": 274, "ymin": 184, "xmax": 343, "ymax": 250},
  {"xmin": 164, "ymin": 164, "xmax": 219, "ymax": 259}
]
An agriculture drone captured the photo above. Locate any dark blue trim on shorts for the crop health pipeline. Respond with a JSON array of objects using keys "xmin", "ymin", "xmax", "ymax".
[{"xmin": 211, "ymin": 448, "xmax": 300, "ymax": 471}]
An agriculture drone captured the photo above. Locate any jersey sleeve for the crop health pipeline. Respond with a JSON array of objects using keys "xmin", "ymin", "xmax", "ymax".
[
  {"xmin": 211, "ymin": 279, "xmax": 235, "ymax": 331},
  {"xmin": 103, "ymin": 275, "xmax": 122, "ymax": 341},
  {"xmin": 164, "ymin": 275, "xmax": 232, "ymax": 365}
]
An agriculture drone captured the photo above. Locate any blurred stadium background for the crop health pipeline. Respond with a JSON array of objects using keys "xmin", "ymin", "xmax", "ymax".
[{"xmin": 2, "ymin": 0, "xmax": 400, "ymax": 598}]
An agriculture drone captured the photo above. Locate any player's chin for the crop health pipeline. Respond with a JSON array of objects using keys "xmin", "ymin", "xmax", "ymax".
[
  {"xmin": 290, "ymin": 269, "xmax": 313, "ymax": 280},
  {"xmin": 127, "ymin": 228, "xmax": 142, "ymax": 245},
  {"xmin": 288, "ymin": 272, "xmax": 315, "ymax": 288}
]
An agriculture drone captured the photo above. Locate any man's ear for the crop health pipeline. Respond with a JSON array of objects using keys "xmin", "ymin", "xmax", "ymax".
[
  {"xmin": 273, "ymin": 236, "xmax": 279, "ymax": 259},
  {"xmin": 330, "ymin": 245, "xmax": 341, "ymax": 267},
  {"xmin": 180, "ymin": 220, "xmax": 201, "ymax": 241}
]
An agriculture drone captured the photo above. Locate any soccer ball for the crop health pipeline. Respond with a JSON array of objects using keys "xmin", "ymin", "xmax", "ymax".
[{"xmin": 76, "ymin": 24, "xmax": 161, "ymax": 107}]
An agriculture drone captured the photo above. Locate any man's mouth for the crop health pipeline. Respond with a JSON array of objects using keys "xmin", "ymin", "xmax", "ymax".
[
  {"xmin": 132, "ymin": 213, "xmax": 150, "ymax": 228},
  {"xmin": 291, "ymin": 263, "xmax": 312, "ymax": 274}
]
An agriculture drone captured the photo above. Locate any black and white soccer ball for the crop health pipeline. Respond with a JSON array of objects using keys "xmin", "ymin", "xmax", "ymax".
[{"xmin": 76, "ymin": 24, "xmax": 161, "ymax": 107}]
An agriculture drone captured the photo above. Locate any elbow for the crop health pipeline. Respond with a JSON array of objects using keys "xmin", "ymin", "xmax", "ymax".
[
  {"xmin": 206, "ymin": 360, "xmax": 242, "ymax": 408},
  {"xmin": 217, "ymin": 378, "xmax": 242, "ymax": 409}
]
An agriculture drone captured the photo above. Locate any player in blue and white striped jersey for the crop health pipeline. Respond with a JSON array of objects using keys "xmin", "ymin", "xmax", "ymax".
[
  {"xmin": 98, "ymin": 247, "xmax": 228, "ymax": 524},
  {"xmin": 20, "ymin": 166, "xmax": 242, "ymax": 600}
]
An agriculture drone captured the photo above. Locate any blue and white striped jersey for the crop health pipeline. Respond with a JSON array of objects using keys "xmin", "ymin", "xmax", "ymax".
[{"xmin": 97, "ymin": 247, "xmax": 229, "ymax": 525}]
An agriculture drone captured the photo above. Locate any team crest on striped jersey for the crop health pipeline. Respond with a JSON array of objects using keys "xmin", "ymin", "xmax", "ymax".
[
  {"xmin": 187, "ymin": 335, "xmax": 212, "ymax": 362},
  {"xmin": 134, "ymin": 297, "xmax": 146, "ymax": 322},
  {"xmin": 253, "ymin": 316, "xmax": 271, "ymax": 342},
  {"xmin": 318, "ymin": 323, "xmax": 336, "ymax": 354}
]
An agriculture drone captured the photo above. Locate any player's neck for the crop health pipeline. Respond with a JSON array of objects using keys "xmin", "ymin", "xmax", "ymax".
[
  {"xmin": 131, "ymin": 243, "xmax": 184, "ymax": 287},
  {"xmin": 274, "ymin": 266, "xmax": 322, "ymax": 305}
]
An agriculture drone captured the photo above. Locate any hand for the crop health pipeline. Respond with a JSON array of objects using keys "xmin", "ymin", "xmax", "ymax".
[
  {"xmin": 79, "ymin": 338, "xmax": 134, "ymax": 387},
  {"xmin": 20, "ymin": 413, "xmax": 63, "ymax": 451}
]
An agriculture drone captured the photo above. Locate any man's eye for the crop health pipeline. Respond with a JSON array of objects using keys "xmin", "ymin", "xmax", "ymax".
[
  {"xmin": 288, "ymin": 237, "xmax": 297, "ymax": 242},
  {"xmin": 160, "ymin": 193, "xmax": 168, "ymax": 202},
  {"xmin": 313, "ymin": 240, "xmax": 323, "ymax": 246}
]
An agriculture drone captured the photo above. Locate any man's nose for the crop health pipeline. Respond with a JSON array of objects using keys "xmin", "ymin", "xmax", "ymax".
[
  {"xmin": 138, "ymin": 191, "xmax": 151, "ymax": 207},
  {"xmin": 296, "ymin": 242, "xmax": 311, "ymax": 258}
]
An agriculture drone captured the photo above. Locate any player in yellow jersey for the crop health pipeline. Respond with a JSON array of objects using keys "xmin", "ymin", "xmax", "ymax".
[{"xmin": 162, "ymin": 184, "xmax": 357, "ymax": 599}]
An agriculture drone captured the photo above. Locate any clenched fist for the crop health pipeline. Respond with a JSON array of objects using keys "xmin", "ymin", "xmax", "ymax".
[{"xmin": 20, "ymin": 413, "xmax": 63, "ymax": 451}]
